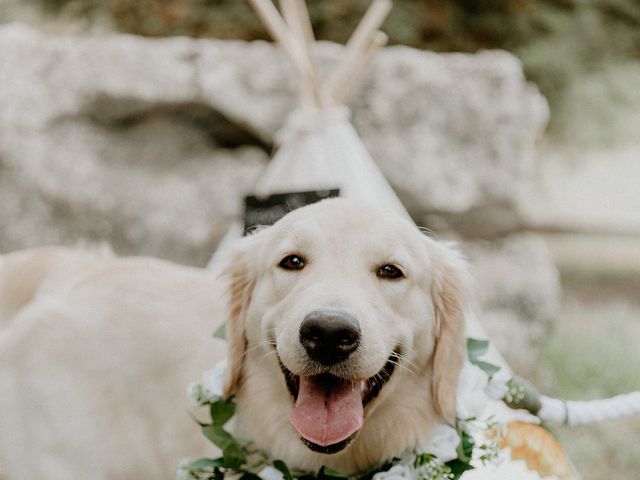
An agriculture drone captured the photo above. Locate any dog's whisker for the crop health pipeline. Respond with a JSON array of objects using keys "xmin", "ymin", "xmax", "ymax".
[
  {"xmin": 244, "ymin": 343, "xmax": 270, "ymax": 355},
  {"xmin": 395, "ymin": 341, "xmax": 419, "ymax": 359},
  {"xmin": 261, "ymin": 350, "xmax": 278, "ymax": 361},
  {"xmin": 392, "ymin": 353, "xmax": 419, "ymax": 374},
  {"xmin": 392, "ymin": 345, "xmax": 421, "ymax": 371},
  {"xmin": 391, "ymin": 360, "xmax": 417, "ymax": 376},
  {"xmin": 398, "ymin": 362, "xmax": 418, "ymax": 376},
  {"xmin": 376, "ymin": 369, "xmax": 392, "ymax": 383},
  {"xmin": 244, "ymin": 339, "xmax": 279, "ymax": 357}
]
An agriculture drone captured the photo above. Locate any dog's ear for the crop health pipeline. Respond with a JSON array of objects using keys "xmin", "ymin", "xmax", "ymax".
[
  {"xmin": 429, "ymin": 241, "xmax": 468, "ymax": 425},
  {"xmin": 217, "ymin": 236, "xmax": 257, "ymax": 397}
]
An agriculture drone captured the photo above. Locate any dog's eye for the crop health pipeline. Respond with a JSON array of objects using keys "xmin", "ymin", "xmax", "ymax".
[
  {"xmin": 377, "ymin": 264, "xmax": 404, "ymax": 280},
  {"xmin": 279, "ymin": 254, "xmax": 305, "ymax": 270}
]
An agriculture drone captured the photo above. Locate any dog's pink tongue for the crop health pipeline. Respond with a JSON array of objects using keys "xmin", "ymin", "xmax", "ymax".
[{"xmin": 289, "ymin": 377, "xmax": 363, "ymax": 447}]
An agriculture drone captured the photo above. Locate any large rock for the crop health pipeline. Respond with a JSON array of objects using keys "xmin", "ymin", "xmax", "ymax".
[
  {"xmin": 0, "ymin": 25, "xmax": 549, "ymax": 258},
  {"xmin": 0, "ymin": 24, "xmax": 558, "ymax": 336},
  {"xmin": 0, "ymin": 25, "xmax": 559, "ymax": 364},
  {"xmin": 0, "ymin": 25, "xmax": 268, "ymax": 265}
]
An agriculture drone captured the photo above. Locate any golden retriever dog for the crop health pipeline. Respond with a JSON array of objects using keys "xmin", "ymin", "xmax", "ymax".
[{"xmin": 0, "ymin": 199, "xmax": 467, "ymax": 479}]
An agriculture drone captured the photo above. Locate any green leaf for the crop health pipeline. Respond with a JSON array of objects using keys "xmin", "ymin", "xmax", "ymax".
[
  {"xmin": 467, "ymin": 337, "xmax": 500, "ymax": 375},
  {"xmin": 446, "ymin": 459, "xmax": 474, "ymax": 479},
  {"xmin": 222, "ymin": 442, "xmax": 246, "ymax": 469},
  {"xmin": 181, "ymin": 457, "xmax": 225, "ymax": 472},
  {"xmin": 211, "ymin": 397, "xmax": 235, "ymax": 426},
  {"xmin": 413, "ymin": 452, "xmax": 436, "ymax": 468},
  {"xmin": 462, "ymin": 431, "xmax": 474, "ymax": 458},
  {"xmin": 296, "ymin": 474, "xmax": 318, "ymax": 480},
  {"xmin": 318, "ymin": 466, "xmax": 348, "ymax": 479},
  {"xmin": 504, "ymin": 377, "xmax": 542, "ymax": 413},
  {"xmin": 456, "ymin": 429, "xmax": 474, "ymax": 463},
  {"xmin": 213, "ymin": 323, "xmax": 227, "ymax": 340},
  {"xmin": 467, "ymin": 338, "xmax": 489, "ymax": 362},
  {"xmin": 355, "ymin": 461, "xmax": 395, "ymax": 480},
  {"xmin": 202, "ymin": 425, "xmax": 234, "ymax": 450},
  {"xmin": 471, "ymin": 359, "xmax": 500, "ymax": 376},
  {"xmin": 273, "ymin": 460, "xmax": 294, "ymax": 480},
  {"xmin": 240, "ymin": 474, "xmax": 263, "ymax": 480}
]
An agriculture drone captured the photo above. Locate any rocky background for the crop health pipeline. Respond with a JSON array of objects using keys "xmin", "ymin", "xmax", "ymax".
[
  {"xmin": 1, "ymin": 3, "xmax": 639, "ymax": 478},
  {"xmin": 3, "ymin": 0, "xmax": 640, "ymax": 147},
  {"xmin": 0, "ymin": 24, "xmax": 560, "ymax": 360}
]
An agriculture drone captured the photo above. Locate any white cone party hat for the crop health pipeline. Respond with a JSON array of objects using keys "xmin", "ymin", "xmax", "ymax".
[{"xmin": 207, "ymin": 0, "xmax": 504, "ymax": 367}]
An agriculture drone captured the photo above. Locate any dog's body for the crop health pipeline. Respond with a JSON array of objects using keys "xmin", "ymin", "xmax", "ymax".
[
  {"xmin": 0, "ymin": 248, "xmax": 219, "ymax": 478},
  {"xmin": 0, "ymin": 200, "xmax": 467, "ymax": 479}
]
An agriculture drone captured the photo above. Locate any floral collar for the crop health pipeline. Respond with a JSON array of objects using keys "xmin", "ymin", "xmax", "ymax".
[{"xmin": 180, "ymin": 339, "xmax": 556, "ymax": 480}]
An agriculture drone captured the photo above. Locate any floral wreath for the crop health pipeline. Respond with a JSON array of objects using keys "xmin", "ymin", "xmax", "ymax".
[{"xmin": 179, "ymin": 338, "xmax": 563, "ymax": 480}]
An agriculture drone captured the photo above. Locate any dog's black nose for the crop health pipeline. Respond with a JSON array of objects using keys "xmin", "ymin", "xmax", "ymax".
[{"xmin": 299, "ymin": 309, "xmax": 361, "ymax": 365}]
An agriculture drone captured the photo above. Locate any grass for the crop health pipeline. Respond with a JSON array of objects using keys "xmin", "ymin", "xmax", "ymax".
[{"xmin": 511, "ymin": 284, "xmax": 640, "ymax": 480}]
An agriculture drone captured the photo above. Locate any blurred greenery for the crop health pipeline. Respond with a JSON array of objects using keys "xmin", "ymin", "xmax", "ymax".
[
  {"xmin": 512, "ymin": 288, "xmax": 640, "ymax": 480},
  {"xmin": 18, "ymin": 1, "xmax": 640, "ymax": 110}
]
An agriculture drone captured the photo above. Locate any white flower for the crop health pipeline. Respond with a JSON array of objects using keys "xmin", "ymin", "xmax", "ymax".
[
  {"xmin": 485, "ymin": 369, "xmax": 511, "ymax": 401},
  {"xmin": 459, "ymin": 458, "xmax": 556, "ymax": 480},
  {"xmin": 456, "ymin": 362, "xmax": 491, "ymax": 421},
  {"xmin": 372, "ymin": 464, "xmax": 416, "ymax": 480},
  {"xmin": 176, "ymin": 468, "xmax": 192, "ymax": 480},
  {"xmin": 176, "ymin": 459, "xmax": 195, "ymax": 480},
  {"xmin": 188, "ymin": 359, "xmax": 228, "ymax": 405},
  {"xmin": 258, "ymin": 466, "xmax": 285, "ymax": 480},
  {"xmin": 187, "ymin": 382, "xmax": 204, "ymax": 406},
  {"xmin": 201, "ymin": 359, "xmax": 227, "ymax": 398},
  {"xmin": 419, "ymin": 424, "xmax": 460, "ymax": 463}
]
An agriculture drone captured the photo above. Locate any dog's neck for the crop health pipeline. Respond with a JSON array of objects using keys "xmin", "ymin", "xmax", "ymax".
[{"xmin": 233, "ymin": 349, "xmax": 441, "ymax": 475}]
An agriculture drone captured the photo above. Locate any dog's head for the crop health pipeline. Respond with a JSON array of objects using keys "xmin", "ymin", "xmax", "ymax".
[{"xmin": 218, "ymin": 199, "xmax": 467, "ymax": 471}]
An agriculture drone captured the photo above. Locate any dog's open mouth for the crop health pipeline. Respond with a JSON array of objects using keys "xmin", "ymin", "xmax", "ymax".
[{"xmin": 279, "ymin": 353, "xmax": 398, "ymax": 453}]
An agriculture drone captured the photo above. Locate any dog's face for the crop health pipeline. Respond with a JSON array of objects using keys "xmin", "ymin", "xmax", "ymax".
[{"xmin": 220, "ymin": 199, "xmax": 467, "ymax": 473}]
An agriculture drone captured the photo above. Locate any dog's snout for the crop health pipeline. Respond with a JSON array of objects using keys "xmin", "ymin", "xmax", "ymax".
[{"xmin": 299, "ymin": 309, "xmax": 361, "ymax": 365}]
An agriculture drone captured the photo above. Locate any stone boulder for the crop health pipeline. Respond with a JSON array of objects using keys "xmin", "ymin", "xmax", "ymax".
[
  {"xmin": 0, "ymin": 24, "xmax": 558, "ymax": 338},
  {"xmin": 1, "ymin": 25, "xmax": 549, "ymax": 257},
  {"xmin": 0, "ymin": 25, "xmax": 268, "ymax": 265}
]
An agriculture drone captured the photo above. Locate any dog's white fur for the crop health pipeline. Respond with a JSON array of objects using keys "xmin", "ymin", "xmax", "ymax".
[
  {"xmin": 0, "ymin": 199, "xmax": 467, "ymax": 479},
  {"xmin": 0, "ymin": 247, "xmax": 220, "ymax": 478}
]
